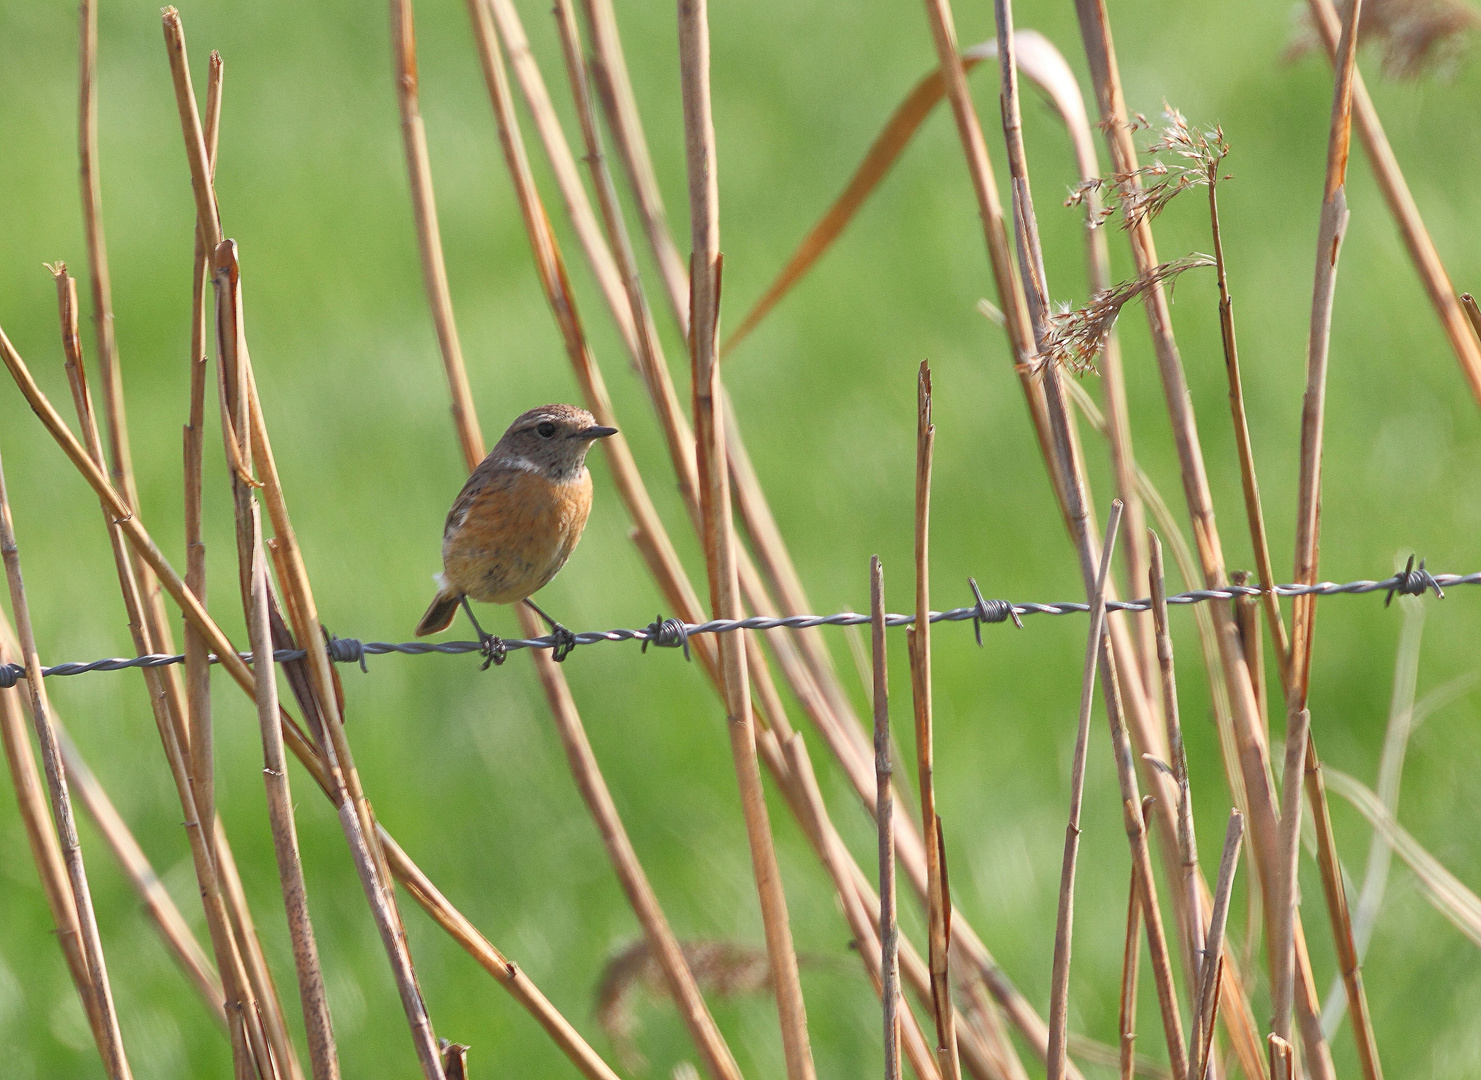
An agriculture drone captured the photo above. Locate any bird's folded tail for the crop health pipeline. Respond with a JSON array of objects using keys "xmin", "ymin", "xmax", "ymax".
[{"xmin": 416, "ymin": 575, "xmax": 462, "ymax": 637}]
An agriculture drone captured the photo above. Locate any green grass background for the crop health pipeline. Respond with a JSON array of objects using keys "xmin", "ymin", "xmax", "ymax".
[{"xmin": 3, "ymin": 0, "xmax": 1480, "ymax": 1075}]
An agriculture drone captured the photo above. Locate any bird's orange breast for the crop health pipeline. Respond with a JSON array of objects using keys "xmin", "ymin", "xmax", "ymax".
[{"xmin": 442, "ymin": 466, "xmax": 594, "ymax": 604}]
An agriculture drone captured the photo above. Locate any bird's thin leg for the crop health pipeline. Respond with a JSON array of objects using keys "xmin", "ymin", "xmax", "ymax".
[
  {"xmin": 460, "ymin": 596, "xmax": 506, "ymax": 669},
  {"xmin": 524, "ymin": 598, "xmax": 577, "ymax": 662}
]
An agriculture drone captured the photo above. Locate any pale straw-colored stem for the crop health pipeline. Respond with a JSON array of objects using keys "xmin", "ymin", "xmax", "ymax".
[
  {"xmin": 0, "ymin": 323, "xmax": 617, "ymax": 1079},
  {"xmin": 56, "ymin": 265, "xmax": 277, "ymax": 1079},
  {"xmin": 872, "ymin": 556, "xmax": 902, "ymax": 1080},
  {"xmin": 1068, "ymin": 2, "xmax": 1334, "ymax": 1071},
  {"xmin": 908, "ymin": 364, "xmax": 961, "ymax": 1080},
  {"xmin": 1303, "ymin": 0, "xmax": 1481, "ymax": 408},
  {"xmin": 0, "ymin": 452, "xmax": 132, "ymax": 1080},
  {"xmin": 1047, "ymin": 502, "xmax": 1124, "ymax": 1080},
  {"xmin": 390, "ymin": 0, "xmax": 482, "ymax": 468},
  {"xmin": 1195, "ymin": 813, "xmax": 1245, "ymax": 1080},
  {"xmin": 678, "ymin": 4, "xmax": 814, "ymax": 1077},
  {"xmin": 1118, "ymin": 802, "xmax": 1149, "ymax": 1080}
]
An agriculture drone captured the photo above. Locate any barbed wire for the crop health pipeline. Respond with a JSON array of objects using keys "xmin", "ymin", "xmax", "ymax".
[{"xmin": 0, "ymin": 562, "xmax": 1469, "ymax": 687}]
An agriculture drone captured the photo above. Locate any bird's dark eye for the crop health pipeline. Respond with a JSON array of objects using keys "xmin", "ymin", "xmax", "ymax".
[{"xmin": 537, "ymin": 421, "xmax": 557, "ymax": 438}]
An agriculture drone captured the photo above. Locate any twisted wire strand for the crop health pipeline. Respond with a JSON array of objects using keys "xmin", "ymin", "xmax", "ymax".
[{"xmin": 1, "ymin": 567, "xmax": 1471, "ymax": 687}]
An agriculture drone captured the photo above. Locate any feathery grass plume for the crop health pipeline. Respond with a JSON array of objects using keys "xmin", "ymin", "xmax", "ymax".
[
  {"xmin": 1288, "ymin": 0, "xmax": 1481, "ymax": 79},
  {"xmin": 595, "ymin": 940, "xmax": 777, "ymax": 1072},
  {"xmin": 1034, "ymin": 254, "xmax": 1215, "ymax": 375},
  {"xmin": 1067, "ymin": 106, "xmax": 1229, "ymax": 231}
]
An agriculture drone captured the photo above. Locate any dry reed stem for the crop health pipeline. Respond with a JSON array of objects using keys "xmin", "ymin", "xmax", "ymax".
[
  {"xmin": 230, "ymin": 313, "xmax": 445, "ymax": 1080},
  {"xmin": 1461, "ymin": 292, "xmax": 1481, "ymax": 342},
  {"xmin": 53, "ymin": 265, "xmax": 276, "ymax": 1079},
  {"xmin": 907, "ymin": 363, "xmax": 960, "ymax": 1080},
  {"xmin": 485, "ymin": 12, "xmax": 1025, "ymax": 1070},
  {"xmin": 0, "ymin": 326, "xmax": 618, "ymax": 1080},
  {"xmin": 914, "ymin": 1, "xmax": 1177, "ymax": 1069},
  {"xmin": 578, "ymin": 0, "xmax": 690, "ymax": 329},
  {"xmin": 783, "ymin": 735, "xmax": 943, "ymax": 1080},
  {"xmin": 1271, "ymin": 709, "xmax": 1312, "ymax": 1048},
  {"xmin": 1147, "ymin": 535, "xmax": 1206, "ymax": 1006},
  {"xmin": 1207, "ymin": 177, "xmax": 1289, "ymax": 691},
  {"xmin": 391, "ymin": 0, "xmax": 482, "ymax": 468},
  {"xmin": 1092, "ymin": 584, "xmax": 1186, "ymax": 1077},
  {"xmin": 50, "ymin": 724, "xmax": 226, "ymax": 1026},
  {"xmin": 379, "ymin": 833, "xmax": 624, "ymax": 1080},
  {"xmin": 872, "ymin": 556, "xmax": 902, "ymax": 1080},
  {"xmin": 217, "ymin": 246, "xmax": 340, "ymax": 1080},
  {"xmin": 0, "ymin": 451, "xmax": 132, "ymax": 1080},
  {"xmin": 1069, "ymin": 2, "xmax": 1334, "ymax": 1071},
  {"xmin": 185, "ymin": 49, "xmax": 223, "ymax": 874},
  {"xmin": 1195, "ymin": 812, "xmax": 1245, "ymax": 1080},
  {"xmin": 1304, "ymin": 0, "xmax": 1481, "ymax": 409},
  {"xmin": 1118, "ymin": 801, "xmax": 1150, "ymax": 1080},
  {"xmin": 457, "ymin": 9, "xmax": 755, "ymax": 1077},
  {"xmin": 1290, "ymin": 0, "xmax": 1361, "ymax": 703},
  {"xmin": 1047, "ymin": 501, "xmax": 1125, "ymax": 1080},
  {"xmin": 1286, "ymin": 9, "xmax": 1385, "ymax": 1074},
  {"xmin": 175, "ymin": 14, "xmax": 441, "ymax": 1054},
  {"xmin": 679, "ymin": 4, "xmax": 814, "ymax": 1076},
  {"xmin": 0, "ymin": 618, "xmax": 108, "ymax": 1055}
]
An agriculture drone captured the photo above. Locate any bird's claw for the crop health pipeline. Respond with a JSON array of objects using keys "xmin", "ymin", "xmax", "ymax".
[
  {"xmin": 478, "ymin": 633, "xmax": 507, "ymax": 670},
  {"xmin": 549, "ymin": 623, "xmax": 577, "ymax": 663}
]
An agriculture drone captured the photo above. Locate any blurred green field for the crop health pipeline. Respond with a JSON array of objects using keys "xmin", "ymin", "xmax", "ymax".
[{"xmin": 3, "ymin": 0, "xmax": 1481, "ymax": 1076}]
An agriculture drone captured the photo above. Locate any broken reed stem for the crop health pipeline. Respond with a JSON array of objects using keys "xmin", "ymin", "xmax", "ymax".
[
  {"xmin": 218, "ymin": 245, "xmax": 339, "ymax": 1080},
  {"xmin": 491, "ymin": 6, "xmax": 1030, "ymax": 1070},
  {"xmin": 391, "ymin": 0, "xmax": 482, "ymax": 468},
  {"xmin": 1285, "ymin": 12, "xmax": 1384, "ymax": 1076},
  {"xmin": 1118, "ymin": 801, "xmax": 1150, "ymax": 1080},
  {"xmin": 0, "ymin": 451, "xmax": 132, "ymax": 1080},
  {"xmin": 1303, "ymin": 0, "xmax": 1481, "ymax": 410},
  {"xmin": 53, "ymin": 264, "xmax": 275, "ymax": 1079},
  {"xmin": 0, "ymin": 324, "xmax": 619, "ymax": 1080},
  {"xmin": 418, "ymin": 7, "xmax": 757, "ymax": 1079},
  {"xmin": 186, "ymin": 47, "xmax": 222, "ymax": 877},
  {"xmin": 1148, "ymin": 534, "xmax": 1205, "ymax": 1004},
  {"xmin": 218, "ymin": 245, "xmax": 446, "ymax": 1080},
  {"xmin": 1070, "ymin": 1, "xmax": 1332, "ymax": 1072},
  {"xmin": 1207, "ymin": 175, "xmax": 1290, "ymax": 688},
  {"xmin": 1047, "ymin": 500, "xmax": 1125, "ymax": 1080},
  {"xmin": 1290, "ymin": 0, "xmax": 1361, "ymax": 703},
  {"xmin": 873, "ymin": 556, "xmax": 902, "ymax": 1080},
  {"xmin": 781, "ymin": 733, "xmax": 942, "ymax": 1080},
  {"xmin": 1271, "ymin": 707, "xmax": 1312, "ymax": 1046},
  {"xmin": 908, "ymin": 363, "xmax": 960, "ymax": 1080},
  {"xmin": 0, "ymin": 628, "xmax": 110, "ymax": 1056},
  {"xmin": 678, "ymin": 5, "xmax": 814, "ymax": 1078},
  {"xmin": 1195, "ymin": 812, "xmax": 1245, "ymax": 1080}
]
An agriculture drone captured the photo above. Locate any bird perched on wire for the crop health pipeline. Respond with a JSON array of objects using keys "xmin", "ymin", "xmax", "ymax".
[{"xmin": 416, "ymin": 403, "xmax": 617, "ymax": 664}]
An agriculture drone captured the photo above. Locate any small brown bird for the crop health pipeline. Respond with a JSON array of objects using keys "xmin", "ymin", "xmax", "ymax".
[{"xmin": 416, "ymin": 404, "xmax": 616, "ymax": 663}]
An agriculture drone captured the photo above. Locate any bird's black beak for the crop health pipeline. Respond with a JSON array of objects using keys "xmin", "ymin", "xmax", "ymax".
[{"xmin": 577, "ymin": 425, "xmax": 619, "ymax": 440}]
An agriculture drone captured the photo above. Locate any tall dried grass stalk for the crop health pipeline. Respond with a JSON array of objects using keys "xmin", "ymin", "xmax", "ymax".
[
  {"xmin": 1046, "ymin": 501, "xmax": 1124, "ymax": 1080},
  {"xmin": 872, "ymin": 556, "xmax": 902, "ymax": 1080},
  {"xmin": 907, "ymin": 364, "xmax": 961, "ymax": 1080},
  {"xmin": 1070, "ymin": 1, "xmax": 1334, "ymax": 1070},
  {"xmin": 0, "ymin": 451, "xmax": 132, "ymax": 1080},
  {"xmin": 54, "ymin": 264, "xmax": 281, "ymax": 1080},
  {"xmin": 679, "ymin": 3, "xmax": 815, "ymax": 1076},
  {"xmin": 216, "ymin": 244, "xmax": 340, "ymax": 1080},
  {"xmin": 1304, "ymin": 0, "xmax": 1481, "ymax": 408}
]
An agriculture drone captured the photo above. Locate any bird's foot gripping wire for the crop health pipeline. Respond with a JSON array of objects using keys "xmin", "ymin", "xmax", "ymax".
[
  {"xmin": 526, "ymin": 598, "xmax": 577, "ymax": 663},
  {"xmin": 459, "ymin": 597, "xmax": 506, "ymax": 670}
]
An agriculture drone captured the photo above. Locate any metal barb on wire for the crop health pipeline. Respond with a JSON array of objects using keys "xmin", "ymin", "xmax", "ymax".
[
  {"xmin": 1385, "ymin": 555, "xmax": 1444, "ymax": 606},
  {"xmin": 968, "ymin": 576, "xmax": 1023, "ymax": 645},
  {"xmin": 1, "ymin": 565, "xmax": 1475, "ymax": 685}
]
